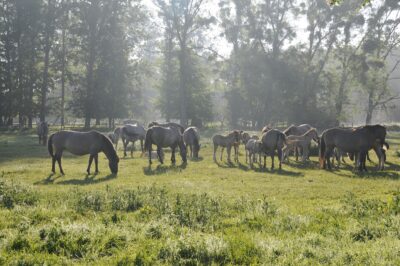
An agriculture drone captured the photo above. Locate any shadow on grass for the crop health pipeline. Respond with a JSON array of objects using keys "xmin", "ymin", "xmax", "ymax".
[
  {"xmin": 34, "ymin": 173, "xmax": 62, "ymax": 185},
  {"xmin": 54, "ymin": 173, "xmax": 117, "ymax": 185},
  {"xmin": 143, "ymin": 163, "xmax": 187, "ymax": 176},
  {"xmin": 187, "ymin": 156, "xmax": 204, "ymax": 162},
  {"xmin": 214, "ymin": 161, "xmax": 237, "ymax": 168},
  {"xmin": 252, "ymin": 167, "xmax": 304, "ymax": 177}
]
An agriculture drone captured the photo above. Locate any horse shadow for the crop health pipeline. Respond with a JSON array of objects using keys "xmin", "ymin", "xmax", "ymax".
[
  {"xmin": 353, "ymin": 171, "xmax": 400, "ymax": 180},
  {"xmin": 34, "ymin": 173, "xmax": 62, "ymax": 185},
  {"xmin": 252, "ymin": 167, "xmax": 303, "ymax": 177},
  {"xmin": 54, "ymin": 173, "xmax": 117, "ymax": 185},
  {"xmin": 214, "ymin": 161, "xmax": 237, "ymax": 168},
  {"xmin": 143, "ymin": 163, "xmax": 187, "ymax": 176},
  {"xmin": 188, "ymin": 156, "xmax": 204, "ymax": 162}
]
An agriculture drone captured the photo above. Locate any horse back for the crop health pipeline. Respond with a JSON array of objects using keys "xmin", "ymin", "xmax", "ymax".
[{"xmin": 52, "ymin": 130, "xmax": 104, "ymax": 156}]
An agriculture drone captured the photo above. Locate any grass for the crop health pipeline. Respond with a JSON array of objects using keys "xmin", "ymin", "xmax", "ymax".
[{"xmin": 1, "ymin": 130, "xmax": 400, "ymax": 264}]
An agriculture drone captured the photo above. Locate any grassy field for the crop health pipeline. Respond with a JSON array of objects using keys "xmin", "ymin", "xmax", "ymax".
[{"xmin": 1, "ymin": 130, "xmax": 400, "ymax": 265}]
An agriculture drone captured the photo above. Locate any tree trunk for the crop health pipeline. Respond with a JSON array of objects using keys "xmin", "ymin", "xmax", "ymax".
[
  {"xmin": 365, "ymin": 91, "xmax": 374, "ymax": 125},
  {"xmin": 178, "ymin": 43, "xmax": 188, "ymax": 127},
  {"xmin": 40, "ymin": 0, "xmax": 53, "ymax": 122},
  {"xmin": 335, "ymin": 65, "xmax": 348, "ymax": 126},
  {"xmin": 60, "ymin": 21, "xmax": 66, "ymax": 129}
]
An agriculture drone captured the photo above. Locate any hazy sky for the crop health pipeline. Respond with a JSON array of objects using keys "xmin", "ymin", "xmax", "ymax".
[{"xmin": 142, "ymin": 0, "xmax": 309, "ymax": 58}]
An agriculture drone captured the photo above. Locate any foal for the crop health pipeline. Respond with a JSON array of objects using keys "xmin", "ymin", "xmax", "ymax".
[
  {"xmin": 212, "ymin": 131, "xmax": 241, "ymax": 163},
  {"xmin": 283, "ymin": 128, "xmax": 319, "ymax": 162}
]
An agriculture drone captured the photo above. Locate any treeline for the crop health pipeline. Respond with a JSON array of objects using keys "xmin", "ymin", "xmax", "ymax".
[
  {"xmin": 0, "ymin": 0, "xmax": 148, "ymax": 128},
  {"xmin": 1, "ymin": 0, "xmax": 400, "ymax": 129}
]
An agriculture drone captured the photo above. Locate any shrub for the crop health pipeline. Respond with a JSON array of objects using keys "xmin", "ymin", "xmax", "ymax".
[
  {"xmin": 0, "ymin": 180, "xmax": 38, "ymax": 209},
  {"xmin": 75, "ymin": 191, "xmax": 105, "ymax": 213}
]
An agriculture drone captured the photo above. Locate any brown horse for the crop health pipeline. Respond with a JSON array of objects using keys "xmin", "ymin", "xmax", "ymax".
[
  {"xmin": 48, "ymin": 131, "xmax": 119, "ymax": 175},
  {"xmin": 283, "ymin": 124, "xmax": 313, "ymax": 161},
  {"xmin": 261, "ymin": 129, "xmax": 286, "ymax": 170},
  {"xmin": 120, "ymin": 124, "xmax": 146, "ymax": 157},
  {"xmin": 144, "ymin": 126, "xmax": 187, "ymax": 165},
  {"xmin": 212, "ymin": 131, "xmax": 241, "ymax": 163},
  {"xmin": 37, "ymin": 121, "xmax": 49, "ymax": 146},
  {"xmin": 319, "ymin": 125, "xmax": 386, "ymax": 171},
  {"xmin": 283, "ymin": 128, "xmax": 319, "ymax": 162}
]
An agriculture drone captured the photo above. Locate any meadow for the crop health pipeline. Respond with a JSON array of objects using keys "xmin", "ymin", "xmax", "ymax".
[{"xmin": 1, "ymin": 130, "xmax": 400, "ymax": 265}]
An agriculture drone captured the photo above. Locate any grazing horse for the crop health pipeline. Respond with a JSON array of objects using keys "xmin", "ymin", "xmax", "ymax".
[
  {"xmin": 261, "ymin": 129, "xmax": 286, "ymax": 170},
  {"xmin": 183, "ymin": 127, "xmax": 201, "ymax": 159},
  {"xmin": 148, "ymin": 122, "xmax": 185, "ymax": 134},
  {"xmin": 245, "ymin": 139, "xmax": 263, "ymax": 167},
  {"xmin": 37, "ymin": 121, "xmax": 49, "ymax": 146},
  {"xmin": 283, "ymin": 128, "xmax": 319, "ymax": 162},
  {"xmin": 120, "ymin": 124, "xmax": 146, "ymax": 157},
  {"xmin": 48, "ymin": 131, "xmax": 119, "ymax": 175},
  {"xmin": 212, "ymin": 131, "xmax": 241, "ymax": 163},
  {"xmin": 144, "ymin": 126, "xmax": 187, "ymax": 165},
  {"xmin": 319, "ymin": 125, "xmax": 386, "ymax": 171}
]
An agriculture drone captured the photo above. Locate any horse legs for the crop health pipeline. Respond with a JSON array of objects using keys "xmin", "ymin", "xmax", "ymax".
[
  {"xmin": 131, "ymin": 140, "xmax": 135, "ymax": 157},
  {"xmin": 157, "ymin": 146, "xmax": 164, "ymax": 164},
  {"xmin": 220, "ymin": 147, "xmax": 224, "ymax": 161},
  {"xmin": 295, "ymin": 145, "xmax": 299, "ymax": 161},
  {"xmin": 263, "ymin": 155, "xmax": 267, "ymax": 169},
  {"xmin": 94, "ymin": 153, "xmax": 99, "ymax": 173},
  {"xmin": 140, "ymin": 139, "xmax": 144, "ymax": 153},
  {"xmin": 227, "ymin": 146, "xmax": 232, "ymax": 163},
  {"xmin": 277, "ymin": 148, "xmax": 283, "ymax": 170},
  {"xmin": 213, "ymin": 145, "xmax": 217, "ymax": 162},
  {"xmin": 171, "ymin": 146, "xmax": 176, "ymax": 164},
  {"xmin": 56, "ymin": 152, "xmax": 64, "ymax": 175},
  {"xmin": 325, "ymin": 147, "xmax": 334, "ymax": 170},
  {"xmin": 270, "ymin": 152, "xmax": 275, "ymax": 170},
  {"xmin": 51, "ymin": 155, "xmax": 56, "ymax": 173},
  {"xmin": 87, "ymin": 154, "xmax": 94, "ymax": 174},
  {"xmin": 122, "ymin": 137, "xmax": 128, "ymax": 157},
  {"xmin": 190, "ymin": 144, "xmax": 193, "ymax": 158},
  {"xmin": 148, "ymin": 144, "xmax": 152, "ymax": 165}
]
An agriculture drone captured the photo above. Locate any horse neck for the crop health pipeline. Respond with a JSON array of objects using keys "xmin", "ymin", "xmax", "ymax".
[{"xmin": 102, "ymin": 138, "xmax": 116, "ymax": 160}]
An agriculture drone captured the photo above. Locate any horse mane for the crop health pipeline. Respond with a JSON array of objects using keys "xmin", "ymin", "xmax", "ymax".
[{"xmin": 102, "ymin": 134, "xmax": 118, "ymax": 160}]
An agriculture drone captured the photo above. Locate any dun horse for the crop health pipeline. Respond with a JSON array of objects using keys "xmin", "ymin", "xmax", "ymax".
[
  {"xmin": 319, "ymin": 125, "xmax": 386, "ymax": 171},
  {"xmin": 212, "ymin": 131, "xmax": 241, "ymax": 163},
  {"xmin": 37, "ymin": 121, "xmax": 49, "ymax": 146},
  {"xmin": 245, "ymin": 139, "xmax": 263, "ymax": 167},
  {"xmin": 148, "ymin": 121, "xmax": 185, "ymax": 134},
  {"xmin": 144, "ymin": 126, "xmax": 187, "ymax": 165},
  {"xmin": 120, "ymin": 124, "xmax": 146, "ymax": 157},
  {"xmin": 261, "ymin": 129, "xmax": 286, "ymax": 170},
  {"xmin": 283, "ymin": 124, "xmax": 313, "ymax": 161},
  {"xmin": 48, "ymin": 131, "xmax": 119, "ymax": 175},
  {"xmin": 183, "ymin": 127, "xmax": 201, "ymax": 159},
  {"xmin": 283, "ymin": 128, "xmax": 319, "ymax": 162}
]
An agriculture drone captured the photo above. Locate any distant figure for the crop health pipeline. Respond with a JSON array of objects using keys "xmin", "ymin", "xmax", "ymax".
[
  {"xmin": 37, "ymin": 121, "xmax": 49, "ymax": 146},
  {"xmin": 183, "ymin": 127, "xmax": 201, "ymax": 159},
  {"xmin": 48, "ymin": 131, "xmax": 119, "ymax": 175}
]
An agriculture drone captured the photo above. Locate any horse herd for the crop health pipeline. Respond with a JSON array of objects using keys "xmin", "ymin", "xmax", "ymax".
[{"xmin": 36, "ymin": 121, "xmax": 388, "ymax": 175}]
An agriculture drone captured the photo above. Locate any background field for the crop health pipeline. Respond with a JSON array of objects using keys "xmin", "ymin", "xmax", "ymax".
[{"xmin": 1, "ymin": 131, "xmax": 400, "ymax": 265}]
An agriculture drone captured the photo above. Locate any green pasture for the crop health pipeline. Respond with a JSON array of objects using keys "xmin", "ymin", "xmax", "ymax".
[{"xmin": 1, "ymin": 131, "xmax": 400, "ymax": 265}]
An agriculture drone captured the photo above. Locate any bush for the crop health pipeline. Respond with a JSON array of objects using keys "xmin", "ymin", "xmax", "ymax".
[
  {"xmin": 0, "ymin": 180, "xmax": 38, "ymax": 209},
  {"xmin": 75, "ymin": 191, "xmax": 105, "ymax": 213}
]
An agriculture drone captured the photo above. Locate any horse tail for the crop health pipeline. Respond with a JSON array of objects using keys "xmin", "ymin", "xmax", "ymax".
[
  {"xmin": 383, "ymin": 141, "xmax": 389, "ymax": 151},
  {"xmin": 144, "ymin": 128, "xmax": 153, "ymax": 152},
  {"xmin": 48, "ymin": 133, "xmax": 54, "ymax": 158},
  {"xmin": 319, "ymin": 135, "xmax": 326, "ymax": 168}
]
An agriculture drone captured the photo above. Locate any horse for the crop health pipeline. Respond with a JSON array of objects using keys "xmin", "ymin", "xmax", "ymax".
[
  {"xmin": 261, "ymin": 129, "xmax": 286, "ymax": 170},
  {"xmin": 47, "ymin": 131, "xmax": 119, "ymax": 175},
  {"xmin": 283, "ymin": 124, "xmax": 313, "ymax": 161},
  {"xmin": 120, "ymin": 124, "xmax": 146, "ymax": 157},
  {"xmin": 319, "ymin": 125, "xmax": 386, "ymax": 171},
  {"xmin": 241, "ymin": 132, "xmax": 251, "ymax": 144},
  {"xmin": 144, "ymin": 126, "xmax": 187, "ymax": 165},
  {"xmin": 245, "ymin": 139, "xmax": 263, "ymax": 167},
  {"xmin": 283, "ymin": 128, "xmax": 319, "ymax": 162},
  {"xmin": 212, "ymin": 130, "xmax": 241, "ymax": 163},
  {"xmin": 148, "ymin": 121, "xmax": 185, "ymax": 134},
  {"xmin": 37, "ymin": 121, "xmax": 49, "ymax": 146},
  {"xmin": 183, "ymin": 127, "xmax": 201, "ymax": 159},
  {"xmin": 261, "ymin": 126, "xmax": 272, "ymax": 134}
]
